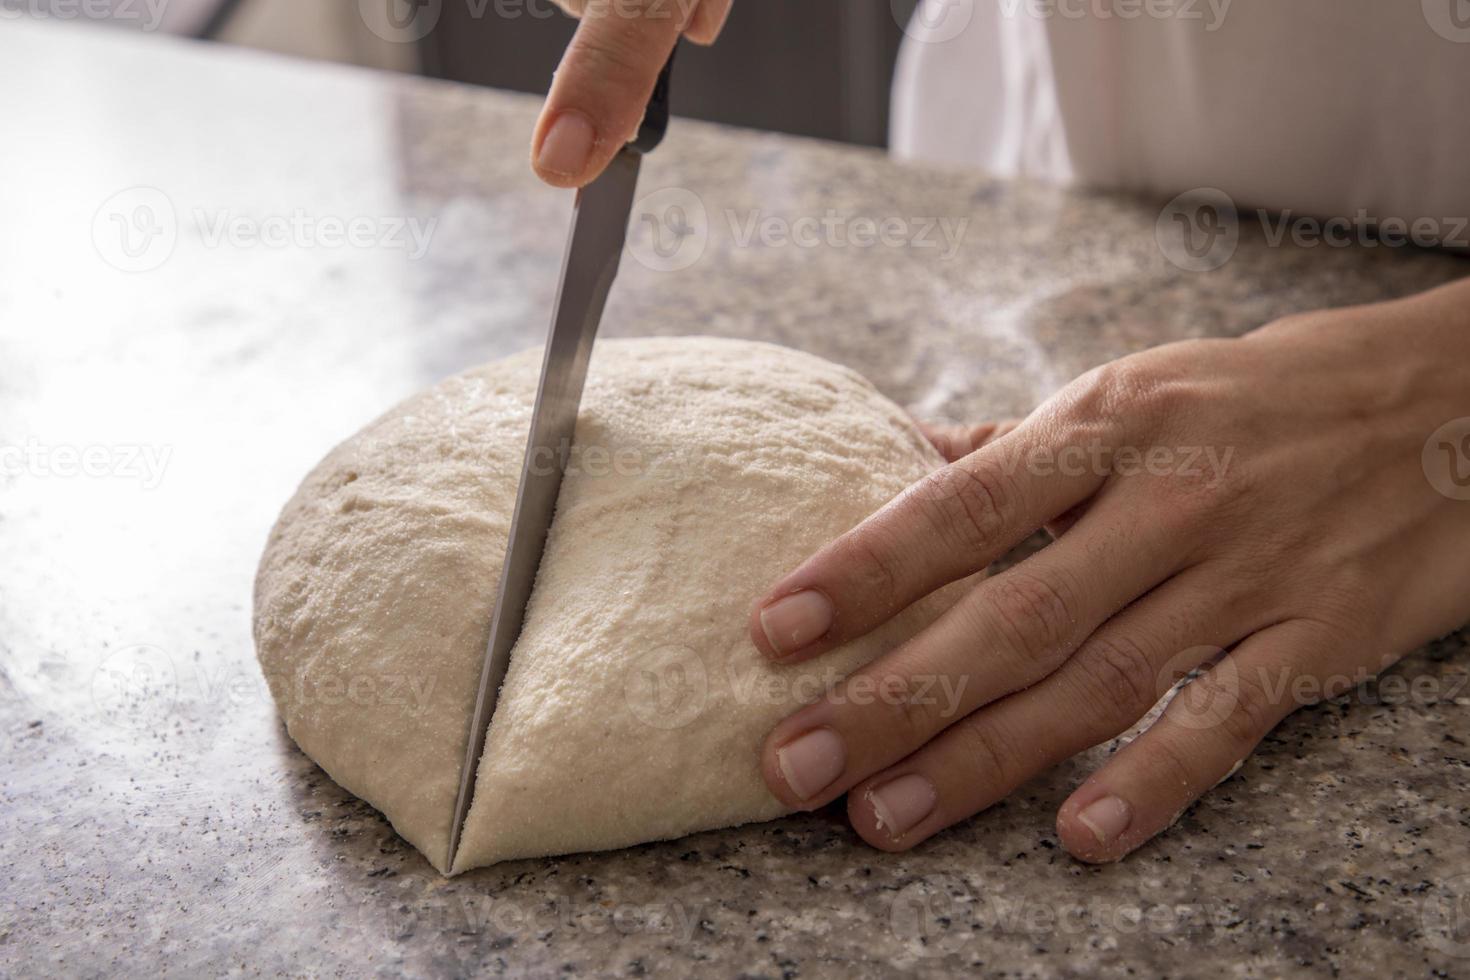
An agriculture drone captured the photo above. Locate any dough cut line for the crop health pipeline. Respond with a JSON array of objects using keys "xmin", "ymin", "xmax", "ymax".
[{"xmin": 444, "ymin": 51, "xmax": 677, "ymax": 871}]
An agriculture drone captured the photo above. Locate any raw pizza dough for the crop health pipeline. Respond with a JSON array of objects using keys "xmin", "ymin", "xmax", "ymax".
[{"xmin": 253, "ymin": 337, "xmax": 961, "ymax": 874}]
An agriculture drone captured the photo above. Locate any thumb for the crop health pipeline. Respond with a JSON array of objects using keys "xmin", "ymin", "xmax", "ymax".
[{"xmin": 532, "ymin": 1, "xmax": 681, "ymax": 188}]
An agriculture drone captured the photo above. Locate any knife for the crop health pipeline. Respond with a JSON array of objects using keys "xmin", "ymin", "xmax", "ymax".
[{"xmin": 446, "ymin": 52, "xmax": 676, "ymax": 871}]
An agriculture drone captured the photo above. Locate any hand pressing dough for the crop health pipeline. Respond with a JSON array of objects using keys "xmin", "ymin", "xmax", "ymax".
[{"xmin": 254, "ymin": 337, "xmax": 962, "ymax": 874}]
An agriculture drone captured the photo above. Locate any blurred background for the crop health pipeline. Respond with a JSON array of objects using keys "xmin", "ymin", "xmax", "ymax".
[{"xmin": 13, "ymin": 0, "xmax": 913, "ymax": 147}]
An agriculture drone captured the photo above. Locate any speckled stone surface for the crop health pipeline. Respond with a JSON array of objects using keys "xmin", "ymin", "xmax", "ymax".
[{"xmin": 3, "ymin": 21, "xmax": 1468, "ymax": 980}]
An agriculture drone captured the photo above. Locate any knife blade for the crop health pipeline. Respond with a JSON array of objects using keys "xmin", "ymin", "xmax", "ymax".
[{"xmin": 446, "ymin": 53, "xmax": 675, "ymax": 871}]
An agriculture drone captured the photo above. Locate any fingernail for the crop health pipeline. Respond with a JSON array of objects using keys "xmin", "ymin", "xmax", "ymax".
[
  {"xmin": 867, "ymin": 774, "xmax": 937, "ymax": 839},
  {"xmin": 759, "ymin": 590, "xmax": 834, "ymax": 657},
  {"xmin": 775, "ymin": 727, "xmax": 846, "ymax": 801},
  {"xmin": 1076, "ymin": 795, "xmax": 1132, "ymax": 846},
  {"xmin": 536, "ymin": 110, "xmax": 595, "ymax": 178}
]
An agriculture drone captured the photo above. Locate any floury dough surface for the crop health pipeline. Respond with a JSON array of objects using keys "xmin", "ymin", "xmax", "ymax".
[{"xmin": 254, "ymin": 337, "xmax": 960, "ymax": 873}]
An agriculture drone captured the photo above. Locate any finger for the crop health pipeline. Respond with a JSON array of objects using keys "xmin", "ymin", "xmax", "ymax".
[
  {"xmin": 554, "ymin": 0, "xmax": 729, "ymax": 42},
  {"xmin": 760, "ymin": 498, "xmax": 1188, "ymax": 811},
  {"xmin": 532, "ymin": 0, "xmax": 684, "ymax": 187},
  {"xmin": 1055, "ymin": 620, "xmax": 1330, "ymax": 863},
  {"xmin": 919, "ymin": 420, "xmax": 1072, "ymax": 538},
  {"xmin": 835, "ymin": 566, "xmax": 1256, "ymax": 848},
  {"xmin": 917, "ymin": 420, "xmax": 1025, "ymax": 463},
  {"xmin": 1044, "ymin": 503, "xmax": 1087, "ymax": 539},
  {"xmin": 684, "ymin": 0, "xmax": 732, "ymax": 43},
  {"xmin": 750, "ymin": 420, "xmax": 1112, "ymax": 663}
]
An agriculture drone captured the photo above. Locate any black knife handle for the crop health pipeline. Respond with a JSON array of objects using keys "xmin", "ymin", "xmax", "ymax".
[{"xmin": 629, "ymin": 46, "xmax": 676, "ymax": 155}]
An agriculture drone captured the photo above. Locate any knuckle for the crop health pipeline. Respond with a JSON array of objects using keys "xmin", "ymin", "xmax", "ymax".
[
  {"xmin": 952, "ymin": 716, "xmax": 1019, "ymax": 790},
  {"xmin": 1310, "ymin": 571, "xmax": 1378, "ymax": 630},
  {"xmin": 914, "ymin": 458, "xmax": 1013, "ymax": 555},
  {"xmin": 1076, "ymin": 358, "xmax": 1155, "ymax": 417},
  {"xmin": 1071, "ymin": 634, "xmax": 1162, "ymax": 720},
  {"xmin": 1144, "ymin": 731, "xmax": 1201, "ymax": 795},
  {"xmin": 834, "ymin": 527, "xmax": 905, "ymax": 615},
  {"xmin": 567, "ymin": 10, "xmax": 668, "ymax": 87},
  {"xmin": 1137, "ymin": 492, "xmax": 1194, "ymax": 543},
  {"xmin": 569, "ymin": 32, "xmax": 649, "ymax": 86},
  {"xmin": 1211, "ymin": 668, "xmax": 1275, "ymax": 746},
  {"xmin": 1205, "ymin": 564, "xmax": 1264, "ymax": 624},
  {"xmin": 1173, "ymin": 659, "xmax": 1276, "ymax": 746},
  {"xmin": 982, "ymin": 570, "xmax": 1078, "ymax": 664},
  {"xmin": 1069, "ymin": 355, "xmax": 1185, "ymax": 431},
  {"xmin": 846, "ymin": 670, "xmax": 943, "ymax": 745},
  {"xmin": 881, "ymin": 674, "xmax": 944, "ymax": 742},
  {"xmin": 1147, "ymin": 453, "xmax": 1250, "ymax": 525}
]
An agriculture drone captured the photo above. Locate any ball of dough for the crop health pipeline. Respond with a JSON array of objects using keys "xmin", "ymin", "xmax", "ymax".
[{"xmin": 253, "ymin": 337, "xmax": 959, "ymax": 874}]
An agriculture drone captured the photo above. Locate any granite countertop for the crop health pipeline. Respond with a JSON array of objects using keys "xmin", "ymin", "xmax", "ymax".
[{"xmin": 3, "ymin": 21, "xmax": 1468, "ymax": 980}]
